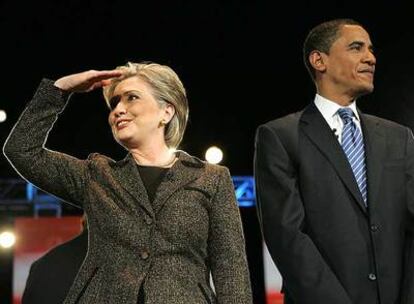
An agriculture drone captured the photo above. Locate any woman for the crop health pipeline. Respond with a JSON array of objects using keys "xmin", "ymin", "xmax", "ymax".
[{"xmin": 4, "ymin": 62, "xmax": 252, "ymax": 303}]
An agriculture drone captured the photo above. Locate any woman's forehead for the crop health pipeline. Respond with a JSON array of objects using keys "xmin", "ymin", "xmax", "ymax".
[{"xmin": 113, "ymin": 76, "xmax": 149, "ymax": 95}]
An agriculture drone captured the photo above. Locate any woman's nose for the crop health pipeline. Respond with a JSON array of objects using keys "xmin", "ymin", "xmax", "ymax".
[{"xmin": 113, "ymin": 102, "xmax": 127, "ymax": 117}]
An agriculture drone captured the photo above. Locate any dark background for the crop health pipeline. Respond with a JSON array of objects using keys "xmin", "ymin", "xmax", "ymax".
[
  {"xmin": 1, "ymin": 0, "xmax": 414, "ymax": 177},
  {"xmin": 1, "ymin": 1, "xmax": 414, "ymax": 303}
]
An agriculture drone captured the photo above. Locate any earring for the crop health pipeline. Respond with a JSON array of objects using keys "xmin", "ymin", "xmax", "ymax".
[{"xmin": 159, "ymin": 120, "xmax": 167, "ymax": 127}]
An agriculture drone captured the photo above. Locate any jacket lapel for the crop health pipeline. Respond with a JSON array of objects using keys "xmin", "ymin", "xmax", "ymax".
[
  {"xmin": 300, "ymin": 104, "xmax": 367, "ymax": 213},
  {"xmin": 360, "ymin": 114, "xmax": 386, "ymax": 210},
  {"xmin": 152, "ymin": 151, "xmax": 204, "ymax": 214},
  {"xmin": 112, "ymin": 154, "xmax": 154, "ymax": 217}
]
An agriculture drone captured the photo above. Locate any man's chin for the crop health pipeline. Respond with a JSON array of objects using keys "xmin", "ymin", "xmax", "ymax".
[
  {"xmin": 356, "ymin": 84, "xmax": 374, "ymax": 96},
  {"xmin": 364, "ymin": 86, "xmax": 374, "ymax": 94}
]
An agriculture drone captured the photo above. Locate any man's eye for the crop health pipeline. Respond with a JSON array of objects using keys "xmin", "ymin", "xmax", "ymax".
[{"xmin": 350, "ymin": 45, "xmax": 362, "ymax": 51}]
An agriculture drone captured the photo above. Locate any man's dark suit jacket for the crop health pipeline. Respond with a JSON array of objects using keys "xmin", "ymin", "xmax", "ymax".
[
  {"xmin": 22, "ymin": 231, "xmax": 88, "ymax": 304},
  {"xmin": 254, "ymin": 103, "xmax": 414, "ymax": 304}
]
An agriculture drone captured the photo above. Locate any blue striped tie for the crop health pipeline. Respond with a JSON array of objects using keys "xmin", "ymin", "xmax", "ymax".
[{"xmin": 337, "ymin": 108, "xmax": 367, "ymax": 205}]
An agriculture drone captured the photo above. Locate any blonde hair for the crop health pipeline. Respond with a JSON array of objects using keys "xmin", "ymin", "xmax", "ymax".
[{"xmin": 103, "ymin": 62, "xmax": 189, "ymax": 149}]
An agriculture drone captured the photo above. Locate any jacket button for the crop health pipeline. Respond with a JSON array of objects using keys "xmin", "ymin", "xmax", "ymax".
[
  {"xmin": 370, "ymin": 224, "xmax": 378, "ymax": 232},
  {"xmin": 141, "ymin": 250, "xmax": 150, "ymax": 260},
  {"xmin": 145, "ymin": 217, "xmax": 153, "ymax": 225},
  {"xmin": 165, "ymin": 171, "xmax": 174, "ymax": 180},
  {"xmin": 368, "ymin": 273, "xmax": 377, "ymax": 281}
]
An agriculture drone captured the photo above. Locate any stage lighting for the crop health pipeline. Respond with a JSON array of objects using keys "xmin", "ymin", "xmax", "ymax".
[
  {"xmin": 205, "ymin": 146, "xmax": 223, "ymax": 164},
  {"xmin": 0, "ymin": 109, "xmax": 6, "ymax": 123},
  {"xmin": 0, "ymin": 231, "xmax": 16, "ymax": 249}
]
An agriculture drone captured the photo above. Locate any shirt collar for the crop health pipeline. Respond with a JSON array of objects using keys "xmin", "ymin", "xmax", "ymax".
[{"xmin": 314, "ymin": 94, "xmax": 360, "ymax": 121}]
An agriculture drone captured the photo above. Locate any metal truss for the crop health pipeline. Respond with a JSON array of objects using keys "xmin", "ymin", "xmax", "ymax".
[
  {"xmin": 0, "ymin": 179, "xmax": 62, "ymax": 217},
  {"xmin": 0, "ymin": 176, "xmax": 256, "ymax": 216},
  {"xmin": 0, "ymin": 178, "xmax": 31, "ymax": 213}
]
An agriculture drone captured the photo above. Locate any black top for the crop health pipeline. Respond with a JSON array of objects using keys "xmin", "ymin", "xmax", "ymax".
[
  {"xmin": 136, "ymin": 165, "xmax": 169, "ymax": 304},
  {"xmin": 137, "ymin": 165, "xmax": 169, "ymax": 203}
]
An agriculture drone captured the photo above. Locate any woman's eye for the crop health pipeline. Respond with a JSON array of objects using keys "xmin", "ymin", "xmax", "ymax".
[
  {"xmin": 127, "ymin": 94, "xmax": 138, "ymax": 101},
  {"xmin": 109, "ymin": 95, "xmax": 121, "ymax": 110}
]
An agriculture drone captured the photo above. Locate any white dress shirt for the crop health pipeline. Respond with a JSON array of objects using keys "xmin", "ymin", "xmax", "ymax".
[{"xmin": 314, "ymin": 94, "xmax": 363, "ymax": 144}]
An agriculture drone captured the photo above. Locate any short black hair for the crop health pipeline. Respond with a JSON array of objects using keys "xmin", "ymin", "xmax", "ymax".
[{"xmin": 303, "ymin": 19, "xmax": 362, "ymax": 80}]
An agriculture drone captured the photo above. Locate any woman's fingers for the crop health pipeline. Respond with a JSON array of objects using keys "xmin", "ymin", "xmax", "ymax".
[
  {"xmin": 84, "ymin": 70, "xmax": 123, "ymax": 91},
  {"xmin": 55, "ymin": 69, "xmax": 123, "ymax": 92},
  {"xmin": 87, "ymin": 70, "xmax": 123, "ymax": 82}
]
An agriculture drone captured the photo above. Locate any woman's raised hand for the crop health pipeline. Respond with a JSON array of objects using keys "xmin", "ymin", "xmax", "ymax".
[{"xmin": 54, "ymin": 69, "xmax": 123, "ymax": 93}]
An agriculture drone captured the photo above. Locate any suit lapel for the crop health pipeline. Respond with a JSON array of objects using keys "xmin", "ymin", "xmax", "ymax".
[
  {"xmin": 152, "ymin": 151, "xmax": 204, "ymax": 214},
  {"xmin": 360, "ymin": 113, "xmax": 386, "ymax": 210},
  {"xmin": 300, "ymin": 104, "xmax": 367, "ymax": 213},
  {"xmin": 112, "ymin": 154, "xmax": 154, "ymax": 217}
]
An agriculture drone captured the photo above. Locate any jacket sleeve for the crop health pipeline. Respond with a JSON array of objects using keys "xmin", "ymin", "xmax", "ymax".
[
  {"xmin": 3, "ymin": 79, "xmax": 89, "ymax": 208},
  {"xmin": 21, "ymin": 261, "xmax": 38, "ymax": 303},
  {"xmin": 405, "ymin": 128, "xmax": 414, "ymax": 223},
  {"xmin": 254, "ymin": 124, "xmax": 353, "ymax": 304},
  {"xmin": 402, "ymin": 128, "xmax": 414, "ymax": 303},
  {"xmin": 208, "ymin": 166, "xmax": 253, "ymax": 304}
]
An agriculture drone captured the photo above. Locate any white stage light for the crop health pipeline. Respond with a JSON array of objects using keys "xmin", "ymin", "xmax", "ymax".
[
  {"xmin": 205, "ymin": 146, "xmax": 223, "ymax": 164},
  {"xmin": 0, "ymin": 110, "xmax": 6, "ymax": 123},
  {"xmin": 0, "ymin": 231, "xmax": 16, "ymax": 248}
]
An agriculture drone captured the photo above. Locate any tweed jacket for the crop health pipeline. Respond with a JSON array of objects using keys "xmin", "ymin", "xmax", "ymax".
[{"xmin": 4, "ymin": 79, "xmax": 252, "ymax": 304}]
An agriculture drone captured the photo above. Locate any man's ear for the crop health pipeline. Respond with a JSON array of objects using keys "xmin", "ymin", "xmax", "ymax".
[{"xmin": 309, "ymin": 50, "xmax": 327, "ymax": 73}]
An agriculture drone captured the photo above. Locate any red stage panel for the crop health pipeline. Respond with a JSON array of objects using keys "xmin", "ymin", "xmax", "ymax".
[{"xmin": 13, "ymin": 217, "xmax": 82, "ymax": 304}]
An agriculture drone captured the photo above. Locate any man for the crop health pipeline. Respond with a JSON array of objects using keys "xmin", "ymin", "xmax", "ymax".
[
  {"xmin": 22, "ymin": 216, "xmax": 87, "ymax": 304},
  {"xmin": 254, "ymin": 19, "xmax": 414, "ymax": 304}
]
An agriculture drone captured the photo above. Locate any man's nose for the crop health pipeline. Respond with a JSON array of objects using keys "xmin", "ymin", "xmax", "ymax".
[{"xmin": 364, "ymin": 49, "xmax": 376, "ymax": 66}]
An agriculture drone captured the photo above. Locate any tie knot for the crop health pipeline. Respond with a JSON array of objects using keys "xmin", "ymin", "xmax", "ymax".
[{"xmin": 338, "ymin": 108, "xmax": 354, "ymax": 124}]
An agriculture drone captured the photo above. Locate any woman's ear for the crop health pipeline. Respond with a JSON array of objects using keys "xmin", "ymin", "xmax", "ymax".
[{"xmin": 163, "ymin": 103, "xmax": 175, "ymax": 124}]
